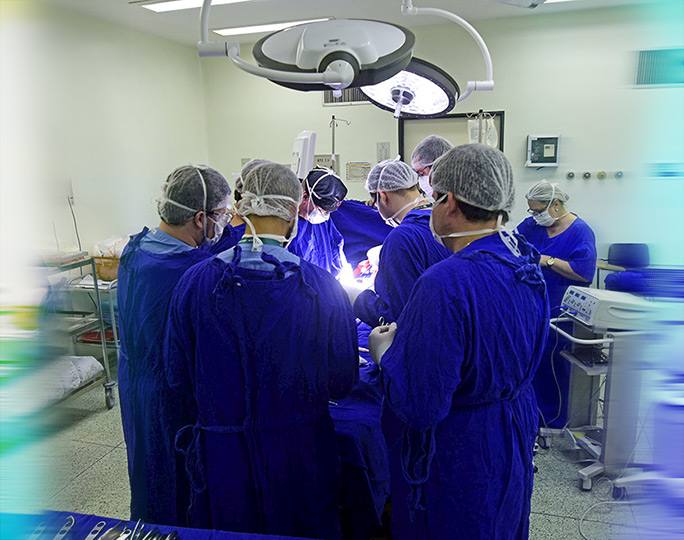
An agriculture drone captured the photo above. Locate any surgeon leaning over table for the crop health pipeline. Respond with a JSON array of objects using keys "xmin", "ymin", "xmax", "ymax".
[{"xmin": 369, "ymin": 144, "xmax": 549, "ymax": 540}]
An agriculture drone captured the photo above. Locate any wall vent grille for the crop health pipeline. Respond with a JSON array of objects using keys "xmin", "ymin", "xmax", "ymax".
[
  {"xmin": 323, "ymin": 88, "xmax": 370, "ymax": 106},
  {"xmin": 636, "ymin": 48, "xmax": 684, "ymax": 86}
]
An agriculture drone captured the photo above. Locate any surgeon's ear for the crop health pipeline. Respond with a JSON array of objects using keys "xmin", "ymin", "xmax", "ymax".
[
  {"xmin": 378, "ymin": 191, "xmax": 390, "ymax": 206},
  {"xmin": 445, "ymin": 193, "xmax": 459, "ymax": 216},
  {"xmin": 192, "ymin": 211, "xmax": 205, "ymax": 230}
]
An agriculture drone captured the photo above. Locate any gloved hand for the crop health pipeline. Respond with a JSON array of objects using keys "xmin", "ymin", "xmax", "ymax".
[{"xmin": 368, "ymin": 322, "xmax": 397, "ymax": 366}]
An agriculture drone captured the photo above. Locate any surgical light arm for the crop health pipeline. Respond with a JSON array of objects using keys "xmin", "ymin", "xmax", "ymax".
[
  {"xmin": 400, "ymin": 0, "xmax": 494, "ymax": 102},
  {"xmin": 198, "ymin": 0, "xmax": 353, "ymax": 90}
]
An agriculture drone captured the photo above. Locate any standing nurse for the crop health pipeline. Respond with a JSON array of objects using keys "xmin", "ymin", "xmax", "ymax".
[
  {"xmin": 117, "ymin": 165, "xmax": 231, "ymax": 525},
  {"xmin": 516, "ymin": 180, "xmax": 597, "ymax": 427},
  {"xmin": 369, "ymin": 144, "xmax": 549, "ymax": 540}
]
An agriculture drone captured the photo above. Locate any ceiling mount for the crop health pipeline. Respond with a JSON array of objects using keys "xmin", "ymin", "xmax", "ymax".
[{"xmin": 197, "ymin": 0, "xmax": 494, "ymax": 117}]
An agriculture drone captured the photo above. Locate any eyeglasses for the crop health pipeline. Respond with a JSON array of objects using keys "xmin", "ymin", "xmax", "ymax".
[
  {"xmin": 414, "ymin": 165, "xmax": 431, "ymax": 177},
  {"xmin": 209, "ymin": 209, "xmax": 232, "ymax": 227},
  {"xmin": 526, "ymin": 201, "xmax": 551, "ymax": 217}
]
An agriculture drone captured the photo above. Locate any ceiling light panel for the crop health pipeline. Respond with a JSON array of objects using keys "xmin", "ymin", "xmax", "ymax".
[
  {"xmin": 215, "ymin": 18, "xmax": 332, "ymax": 37},
  {"xmin": 138, "ymin": 0, "xmax": 251, "ymax": 13}
]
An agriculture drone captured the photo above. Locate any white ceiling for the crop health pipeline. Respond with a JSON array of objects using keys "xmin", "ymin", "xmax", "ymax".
[{"xmin": 43, "ymin": 0, "xmax": 646, "ymax": 45}]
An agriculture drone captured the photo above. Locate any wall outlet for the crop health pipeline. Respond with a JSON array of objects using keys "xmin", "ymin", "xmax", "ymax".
[{"xmin": 377, "ymin": 142, "xmax": 391, "ymax": 162}]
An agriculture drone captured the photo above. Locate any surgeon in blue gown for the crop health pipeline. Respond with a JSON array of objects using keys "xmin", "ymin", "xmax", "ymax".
[
  {"xmin": 516, "ymin": 180, "xmax": 596, "ymax": 428},
  {"xmin": 288, "ymin": 167, "xmax": 349, "ymax": 277},
  {"xmin": 163, "ymin": 163, "xmax": 359, "ymax": 538},
  {"xmin": 117, "ymin": 165, "xmax": 233, "ymax": 525},
  {"xmin": 351, "ymin": 159, "xmax": 450, "ymax": 327},
  {"xmin": 369, "ymin": 144, "xmax": 549, "ymax": 540},
  {"xmin": 329, "ymin": 199, "xmax": 392, "ymax": 270}
]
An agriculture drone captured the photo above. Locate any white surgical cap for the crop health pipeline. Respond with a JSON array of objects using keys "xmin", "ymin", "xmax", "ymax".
[
  {"xmin": 365, "ymin": 160, "xmax": 418, "ymax": 193},
  {"xmin": 526, "ymin": 180, "xmax": 569, "ymax": 203},
  {"xmin": 237, "ymin": 162, "xmax": 302, "ymax": 221},
  {"xmin": 237, "ymin": 158, "xmax": 271, "ymax": 193},
  {"xmin": 158, "ymin": 165, "xmax": 230, "ymax": 225},
  {"xmin": 431, "ymin": 143, "xmax": 515, "ymax": 212},
  {"xmin": 411, "ymin": 135, "xmax": 454, "ymax": 169}
]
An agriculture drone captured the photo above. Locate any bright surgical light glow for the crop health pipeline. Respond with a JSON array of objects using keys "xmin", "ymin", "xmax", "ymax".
[
  {"xmin": 141, "ymin": 0, "xmax": 251, "ymax": 13},
  {"xmin": 362, "ymin": 71, "xmax": 451, "ymax": 117},
  {"xmin": 214, "ymin": 18, "xmax": 331, "ymax": 37}
]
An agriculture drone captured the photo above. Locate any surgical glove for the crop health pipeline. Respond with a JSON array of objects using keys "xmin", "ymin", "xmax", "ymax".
[{"xmin": 368, "ymin": 322, "xmax": 397, "ymax": 366}]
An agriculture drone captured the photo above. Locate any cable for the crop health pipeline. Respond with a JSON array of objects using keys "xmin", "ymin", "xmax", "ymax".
[
  {"xmin": 68, "ymin": 195, "xmax": 82, "ymax": 252},
  {"xmin": 546, "ymin": 304, "xmax": 565, "ymax": 425},
  {"xmin": 578, "ymin": 499, "xmax": 637, "ymax": 540},
  {"xmin": 52, "ymin": 220, "xmax": 61, "ymax": 251}
]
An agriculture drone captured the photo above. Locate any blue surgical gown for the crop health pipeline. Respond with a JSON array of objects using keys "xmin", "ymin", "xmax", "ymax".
[
  {"xmin": 380, "ymin": 233, "xmax": 549, "ymax": 540},
  {"xmin": 287, "ymin": 217, "xmax": 347, "ymax": 276},
  {"xmin": 516, "ymin": 216, "xmax": 597, "ymax": 427},
  {"xmin": 354, "ymin": 209, "xmax": 451, "ymax": 327},
  {"xmin": 163, "ymin": 243, "xmax": 359, "ymax": 538},
  {"xmin": 117, "ymin": 227, "xmax": 215, "ymax": 525},
  {"xmin": 330, "ymin": 200, "xmax": 393, "ymax": 268}
]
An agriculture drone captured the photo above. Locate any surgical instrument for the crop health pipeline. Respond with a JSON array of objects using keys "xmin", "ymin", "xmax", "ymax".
[
  {"xmin": 84, "ymin": 521, "xmax": 107, "ymax": 540},
  {"xmin": 52, "ymin": 515, "xmax": 75, "ymax": 540}
]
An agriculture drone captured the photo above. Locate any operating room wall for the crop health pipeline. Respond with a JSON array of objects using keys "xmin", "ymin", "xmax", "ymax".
[
  {"xmin": 202, "ymin": 2, "xmax": 683, "ymax": 265},
  {"xmin": 1, "ymin": 0, "xmax": 209, "ymax": 283}
]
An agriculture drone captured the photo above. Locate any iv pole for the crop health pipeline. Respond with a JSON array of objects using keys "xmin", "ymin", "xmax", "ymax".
[{"xmin": 330, "ymin": 115, "xmax": 351, "ymax": 174}]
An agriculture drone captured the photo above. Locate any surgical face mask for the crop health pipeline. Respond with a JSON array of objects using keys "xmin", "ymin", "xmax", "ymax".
[
  {"xmin": 532, "ymin": 208, "xmax": 556, "ymax": 227},
  {"xmin": 204, "ymin": 214, "xmax": 226, "ymax": 246},
  {"xmin": 384, "ymin": 195, "xmax": 429, "ymax": 228},
  {"xmin": 429, "ymin": 194, "xmax": 521, "ymax": 257},
  {"xmin": 528, "ymin": 183, "xmax": 568, "ymax": 227},
  {"xmin": 418, "ymin": 175, "xmax": 433, "ymax": 198},
  {"xmin": 307, "ymin": 202, "xmax": 330, "ymax": 224},
  {"xmin": 305, "ymin": 170, "xmax": 335, "ymax": 224}
]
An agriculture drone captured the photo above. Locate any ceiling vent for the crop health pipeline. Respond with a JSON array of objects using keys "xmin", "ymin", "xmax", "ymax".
[
  {"xmin": 323, "ymin": 88, "xmax": 370, "ymax": 106},
  {"xmin": 636, "ymin": 48, "xmax": 684, "ymax": 87}
]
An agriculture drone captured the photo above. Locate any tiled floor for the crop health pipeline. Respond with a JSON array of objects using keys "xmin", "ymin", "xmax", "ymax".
[{"xmin": 33, "ymin": 384, "xmax": 664, "ymax": 540}]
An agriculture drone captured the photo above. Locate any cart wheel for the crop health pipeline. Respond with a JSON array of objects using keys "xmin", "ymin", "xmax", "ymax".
[
  {"xmin": 580, "ymin": 478, "xmax": 592, "ymax": 491},
  {"xmin": 612, "ymin": 486, "xmax": 626, "ymax": 500},
  {"xmin": 105, "ymin": 387, "xmax": 115, "ymax": 409}
]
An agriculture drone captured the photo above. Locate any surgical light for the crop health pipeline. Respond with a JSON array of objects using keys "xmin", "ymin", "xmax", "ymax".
[
  {"xmin": 361, "ymin": 58, "xmax": 459, "ymax": 119},
  {"xmin": 198, "ymin": 0, "xmax": 495, "ymax": 117}
]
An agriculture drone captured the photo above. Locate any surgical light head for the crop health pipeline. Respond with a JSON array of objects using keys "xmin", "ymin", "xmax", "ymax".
[
  {"xmin": 365, "ymin": 160, "xmax": 418, "ymax": 193},
  {"xmin": 361, "ymin": 58, "xmax": 459, "ymax": 118},
  {"xmin": 198, "ymin": 0, "xmax": 494, "ymax": 118},
  {"xmin": 158, "ymin": 165, "xmax": 230, "ymax": 225},
  {"xmin": 431, "ymin": 144, "xmax": 515, "ymax": 213},
  {"xmin": 237, "ymin": 162, "xmax": 302, "ymax": 222}
]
